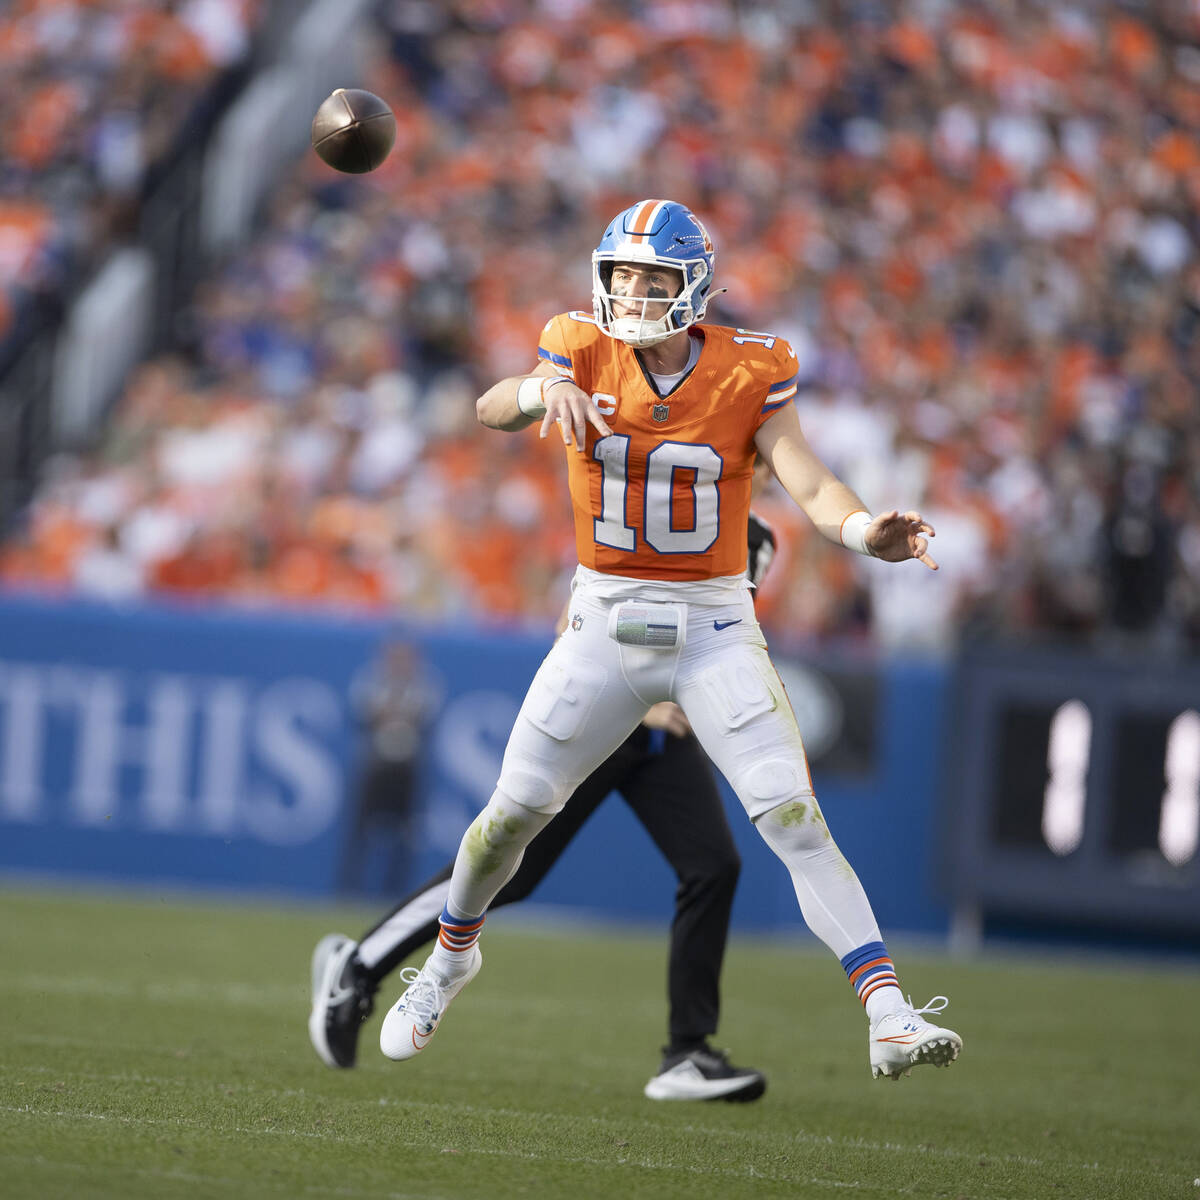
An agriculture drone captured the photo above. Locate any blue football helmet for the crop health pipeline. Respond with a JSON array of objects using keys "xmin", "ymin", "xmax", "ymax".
[{"xmin": 591, "ymin": 199, "xmax": 716, "ymax": 347}]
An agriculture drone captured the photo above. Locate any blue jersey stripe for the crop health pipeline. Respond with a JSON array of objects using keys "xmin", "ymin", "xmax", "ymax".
[
  {"xmin": 761, "ymin": 395, "xmax": 794, "ymax": 415},
  {"xmin": 538, "ymin": 347, "xmax": 573, "ymax": 368},
  {"xmin": 767, "ymin": 372, "xmax": 799, "ymax": 394}
]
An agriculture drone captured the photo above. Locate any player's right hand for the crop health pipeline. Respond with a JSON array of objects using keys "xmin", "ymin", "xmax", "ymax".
[
  {"xmin": 641, "ymin": 702, "xmax": 692, "ymax": 737},
  {"xmin": 539, "ymin": 377, "xmax": 612, "ymax": 451}
]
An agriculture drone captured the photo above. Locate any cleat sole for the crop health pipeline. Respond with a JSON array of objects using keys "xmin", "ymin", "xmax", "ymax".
[
  {"xmin": 644, "ymin": 1075, "xmax": 766, "ymax": 1102},
  {"xmin": 872, "ymin": 1033, "xmax": 962, "ymax": 1080},
  {"xmin": 910, "ymin": 1036, "xmax": 962, "ymax": 1070}
]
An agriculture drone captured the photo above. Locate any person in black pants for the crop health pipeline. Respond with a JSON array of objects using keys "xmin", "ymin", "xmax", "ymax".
[{"xmin": 309, "ymin": 507, "xmax": 776, "ymax": 1102}]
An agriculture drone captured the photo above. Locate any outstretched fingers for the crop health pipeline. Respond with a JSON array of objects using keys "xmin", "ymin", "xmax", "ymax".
[
  {"xmin": 912, "ymin": 536, "xmax": 939, "ymax": 571},
  {"xmin": 904, "ymin": 509, "xmax": 935, "ymax": 537},
  {"xmin": 903, "ymin": 510, "xmax": 938, "ymax": 570},
  {"xmin": 539, "ymin": 384, "xmax": 611, "ymax": 450},
  {"xmin": 585, "ymin": 405, "xmax": 612, "ymax": 444},
  {"xmin": 870, "ymin": 509, "xmax": 938, "ymax": 568}
]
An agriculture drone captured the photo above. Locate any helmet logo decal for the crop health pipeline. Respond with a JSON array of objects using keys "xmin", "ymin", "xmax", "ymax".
[{"xmin": 687, "ymin": 213, "xmax": 714, "ymax": 253}]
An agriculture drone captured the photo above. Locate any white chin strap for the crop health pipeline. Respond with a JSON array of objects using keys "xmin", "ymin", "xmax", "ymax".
[{"xmin": 610, "ymin": 314, "xmax": 677, "ymax": 347}]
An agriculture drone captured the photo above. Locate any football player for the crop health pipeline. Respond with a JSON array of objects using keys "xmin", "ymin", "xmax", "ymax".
[
  {"xmin": 310, "ymin": 506, "xmax": 777, "ymax": 1102},
  {"xmin": 381, "ymin": 200, "xmax": 962, "ymax": 1082}
]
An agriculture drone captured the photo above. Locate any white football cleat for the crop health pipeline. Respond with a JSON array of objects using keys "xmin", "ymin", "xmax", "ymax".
[
  {"xmin": 869, "ymin": 995, "xmax": 962, "ymax": 1080},
  {"xmin": 379, "ymin": 946, "xmax": 482, "ymax": 1061}
]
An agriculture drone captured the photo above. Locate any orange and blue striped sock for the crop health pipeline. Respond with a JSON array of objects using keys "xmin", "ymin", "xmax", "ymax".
[
  {"xmin": 841, "ymin": 940, "xmax": 904, "ymax": 1022},
  {"xmin": 428, "ymin": 904, "xmax": 484, "ymax": 980}
]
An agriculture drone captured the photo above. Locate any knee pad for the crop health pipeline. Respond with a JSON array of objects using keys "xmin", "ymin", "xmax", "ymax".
[
  {"xmin": 494, "ymin": 765, "xmax": 561, "ymax": 814},
  {"xmin": 736, "ymin": 758, "xmax": 811, "ymax": 810}
]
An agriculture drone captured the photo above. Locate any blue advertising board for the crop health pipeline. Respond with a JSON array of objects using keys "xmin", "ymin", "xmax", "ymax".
[{"xmin": 0, "ymin": 594, "xmax": 952, "ymax": 936}]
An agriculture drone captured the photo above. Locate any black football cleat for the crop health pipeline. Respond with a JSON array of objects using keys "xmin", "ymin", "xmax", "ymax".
[
  {"xmin": 643, "ymin": 1043, "xmax": 767, "ymax": 1102},
  {"xmin": 308, "ymin": 934, "xmax": 376, "ymax": 1068}
]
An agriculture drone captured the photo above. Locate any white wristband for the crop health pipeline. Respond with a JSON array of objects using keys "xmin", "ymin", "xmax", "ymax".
[
  {"xmin": 516, "ymin": 376, "xmax": 547, "ymax": 418},
  {"xmin": 839, "ymin": 510, "xmax": 876, "ymax": 557}
]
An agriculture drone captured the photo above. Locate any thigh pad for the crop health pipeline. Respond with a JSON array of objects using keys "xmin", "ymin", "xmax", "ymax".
[
  {"xmin": 522, "ymin": 653, "xmax": 608, "ymax": 742},
  {"xmin": 695, "ymin": 648, "xmax": 780, "ymax": 733}
]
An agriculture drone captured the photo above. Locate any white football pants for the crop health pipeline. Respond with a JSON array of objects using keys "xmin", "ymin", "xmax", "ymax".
[{"xmin": 445, "ymin": 581, "xmax": 883, "ymax": 958}]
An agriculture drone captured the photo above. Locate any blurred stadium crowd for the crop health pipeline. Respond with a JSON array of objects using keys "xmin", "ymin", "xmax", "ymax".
[
  {"xmin": 0, "ymin": 0, "xmax": 261, "ymax": 339},
  {"xmin": 3, "ymin": 0, "xmax": 1200, "ymax": 654}
]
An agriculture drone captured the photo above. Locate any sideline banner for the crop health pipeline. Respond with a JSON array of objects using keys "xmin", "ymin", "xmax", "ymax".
[{"xmin": 0, "ymin": 595, "xmax": 950, "ymax": 934}]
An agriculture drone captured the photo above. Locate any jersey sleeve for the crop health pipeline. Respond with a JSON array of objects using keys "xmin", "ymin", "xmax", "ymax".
[
  {"xmin": 536, "ymin": 312, "xmax": 580, "ymax": 380},
  {"xmin": 753, "ymin": 337, "xmax": 800, "ymax": 429}
]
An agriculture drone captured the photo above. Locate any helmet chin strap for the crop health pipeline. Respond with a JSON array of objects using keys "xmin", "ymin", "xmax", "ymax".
[
  {"xmin": 607, "ymin": 282, "xmax": 707, "ymax": 346},
  {"xmin": 610, "ymin": 314, "xmax": 676, "ymax": 347}
]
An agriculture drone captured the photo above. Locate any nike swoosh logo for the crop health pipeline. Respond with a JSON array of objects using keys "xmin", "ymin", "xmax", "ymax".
[{"xmin": 713, "ymin": 619, "xmax": 743, "ymax": 631}]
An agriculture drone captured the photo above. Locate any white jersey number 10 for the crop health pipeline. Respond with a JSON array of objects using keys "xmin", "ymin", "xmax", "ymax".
[{"xmin": 592, "ymin": 435, "xmax": 722, "ymax": 554}]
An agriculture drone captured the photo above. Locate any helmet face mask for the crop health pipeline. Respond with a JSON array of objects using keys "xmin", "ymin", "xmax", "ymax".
[
  {"xmin": 592, "ymin": 200, "xmax": 715, "ymax": 347},
  {"xmin": 598, "ymin": 261, "xmax": 684, "ymax": 346}
]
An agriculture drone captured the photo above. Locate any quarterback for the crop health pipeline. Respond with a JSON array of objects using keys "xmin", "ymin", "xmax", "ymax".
[{"xmin": 382, "ymin": 199, "xmax": 962, "ymax": 1082}]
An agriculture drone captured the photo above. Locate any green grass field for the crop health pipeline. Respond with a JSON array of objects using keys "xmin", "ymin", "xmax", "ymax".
[{"xmin": 1, "ymin": 887, "xmax": 1196, "ymax": 1200}]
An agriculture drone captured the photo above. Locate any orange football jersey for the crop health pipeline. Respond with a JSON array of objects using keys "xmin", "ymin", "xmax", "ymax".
[{"xmin": 537, "ymin": 311, "xmax": 799, "ymax": 581}]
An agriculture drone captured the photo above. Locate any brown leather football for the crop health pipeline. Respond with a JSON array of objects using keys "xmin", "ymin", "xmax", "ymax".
[{"xmin": 311, "ymin": 89, "xmax": 396, "ymax": 174}]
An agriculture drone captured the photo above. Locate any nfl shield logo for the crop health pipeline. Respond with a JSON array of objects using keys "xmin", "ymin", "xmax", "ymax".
[
  {"xmin": 570, "ymin": 612, "xmax": 583, "ymax": 631},
  {"xmin": 652, "ymin": 403, "xmax": 670, "ymax": 423}
]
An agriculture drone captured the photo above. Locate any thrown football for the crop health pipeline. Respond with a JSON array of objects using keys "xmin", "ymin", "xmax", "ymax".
[{"xmin": 311, "ymin": 88, "xmax": 395, "ymax": 174}]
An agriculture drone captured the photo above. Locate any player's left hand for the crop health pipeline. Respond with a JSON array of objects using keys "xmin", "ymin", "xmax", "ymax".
[
  {"xmin": 866, "ymin": 510, "xmax": 938, "ymax": 570},
  {"xmin": 641, "ymin": 702, "xmax": 692, "ymax": 737}
]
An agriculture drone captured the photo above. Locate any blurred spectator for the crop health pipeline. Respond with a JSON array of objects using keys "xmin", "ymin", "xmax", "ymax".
[
  {"xmin": 72, "ymin": 521, "xmax": 143, "ymax": 600},
  {"xmin": 340, "ymin": 639, "xmax": 440, "ymax": 895},
  {"xmin": 4, "ymin": 0, "xmax": 1200, "ymax": 655},
  {"xmin": 1101, "ymin": 462, "xmax": 1175, "ymax": 642}
]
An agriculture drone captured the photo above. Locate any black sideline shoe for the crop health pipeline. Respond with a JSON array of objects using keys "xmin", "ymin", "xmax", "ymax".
[
  {"xmin": 308, "ymin": 934, "xmax": 376, "ymax": 1068},
  {"xmin": 643, "ymin": 1043, "xmax": 767, "ymax": 1102}
]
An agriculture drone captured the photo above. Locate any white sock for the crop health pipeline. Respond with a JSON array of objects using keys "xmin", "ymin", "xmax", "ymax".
[{"xmin": 864, "ymin": 986, "xmax": 907, "ymax": 1025}]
